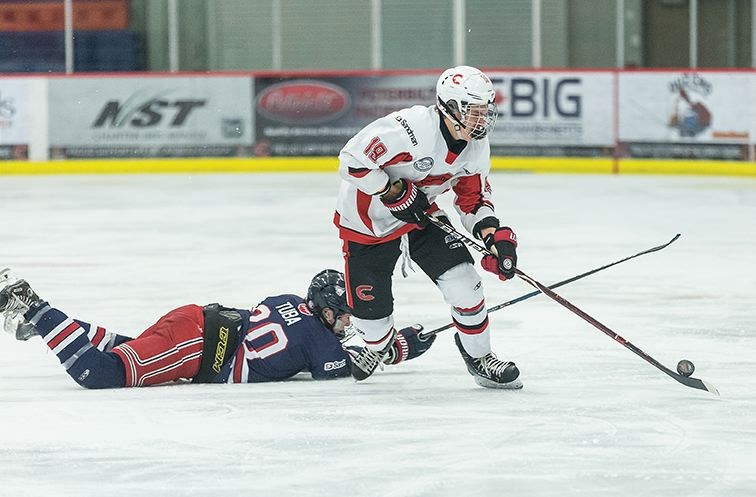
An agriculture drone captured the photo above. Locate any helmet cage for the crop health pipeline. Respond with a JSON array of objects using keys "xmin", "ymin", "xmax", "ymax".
[{"xmin": 438, "ymin": 98, "xmax": 498, "ymax": 140}]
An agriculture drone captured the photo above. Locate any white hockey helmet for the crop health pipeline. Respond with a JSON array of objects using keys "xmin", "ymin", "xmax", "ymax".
[{"xmin": 436, "ymin": 65, "xmax": 497, "ymax": 140}]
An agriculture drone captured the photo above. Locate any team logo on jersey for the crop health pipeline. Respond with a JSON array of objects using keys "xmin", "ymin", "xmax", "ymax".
[
  {"xmin": 298, "ymin": 303, "xmax": 313, "ymax": 316},
  {"xmin": 413, "ymin": 157, "xmax": 434, "ymax": 171},
  {"xmin": 355, "ymin": 285, "xmax": 374, "ymax": 301}
]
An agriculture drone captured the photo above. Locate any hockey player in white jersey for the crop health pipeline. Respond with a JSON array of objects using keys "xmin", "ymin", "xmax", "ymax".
[{"xmin": 335, "ymin": 65, "xmax": 522, "ymax": 389}]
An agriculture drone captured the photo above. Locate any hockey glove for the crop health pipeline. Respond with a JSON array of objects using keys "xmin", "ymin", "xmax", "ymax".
[
  {"xmin": 380, "ymin": 179, "xmax": 431, "ymax": 228},
  {"xmin": 481, "ymin": 227, "xmax": 518, "ymax": 280},
  {"xmin": 383, "ymin": 324, "xmax": 436, "ymax": 365}
]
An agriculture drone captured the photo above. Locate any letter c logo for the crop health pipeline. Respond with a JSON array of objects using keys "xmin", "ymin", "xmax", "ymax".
[
  {"xmin": 452, "ymin": 73, "xmax": 463, "ymax": 84},
  {"xmin": 355, "ymin": 285, "xmax": 374, "ymax": 301}
]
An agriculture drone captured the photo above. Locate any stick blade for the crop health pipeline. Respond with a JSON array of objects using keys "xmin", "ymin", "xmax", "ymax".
[
  {"xmin": 699, "ymin": 379, "xmax": 720, "ymax": 396},
  {"xmin": 677, "ymin": 374, "xmax": 720, "ymax": 396}
]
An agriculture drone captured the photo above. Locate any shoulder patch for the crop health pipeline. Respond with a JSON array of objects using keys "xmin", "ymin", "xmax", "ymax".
[
  {"xmin": 413, "ymin": 156, "xmax": 434, "ymax": 171},
  {"xmin": 298, "ymin": 303, "xmax": 313, "ymax": 316}
]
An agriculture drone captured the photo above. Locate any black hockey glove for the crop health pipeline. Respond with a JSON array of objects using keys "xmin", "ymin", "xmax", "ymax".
[
  {"xmin": 380, "ymin": 179, "xmax": 431, "ymax": 228},
  {"xmin": 481, "ymin": 226, "xmax": 518, "ymax": 280},
  {"xmin": 384, "ymin": 325, "xmax": 436, "ymax": 365}
]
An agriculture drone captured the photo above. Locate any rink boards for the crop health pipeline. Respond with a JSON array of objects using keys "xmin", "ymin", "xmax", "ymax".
[{"xmin": 2, "ymin": 156, "xmax": 756, "ymax": 176}]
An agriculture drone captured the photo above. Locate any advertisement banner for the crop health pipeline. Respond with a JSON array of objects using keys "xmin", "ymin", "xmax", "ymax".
[
  {"xmin": 254, "ymin": 75, "xmax": 436, "ymax": 156},
  {"xmin": 0, "ymin": 78, "xmax": 30, "ymax": 160},
  {"xmin": 48, "ymin": 76, "xmax": 253, "ymax": 158},
  {"xmin": 254, "ymin": 72, "xmax": 615, "ymax": 158},
  {"xmin": 488, "ymin": 71, "xmax": 615, "ymax": 155},
  {"xmin": 619, "ymin": 72, "xmax": 753, "ymax": 159}
]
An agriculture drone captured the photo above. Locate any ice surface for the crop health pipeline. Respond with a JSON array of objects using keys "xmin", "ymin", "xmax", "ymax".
[{"xmin": 1, "ymin": 172, "xmax": 755, "ymax": 497}]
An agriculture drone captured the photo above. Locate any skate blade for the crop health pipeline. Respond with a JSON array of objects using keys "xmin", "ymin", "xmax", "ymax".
[{"xmin": 474, "ymin": 376, "xmax": 523, "ymax": 390}]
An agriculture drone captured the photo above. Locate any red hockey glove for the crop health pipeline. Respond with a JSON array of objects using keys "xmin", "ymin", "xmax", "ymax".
[
  {"xmin": 383, "ymin": 325, "xmax": 436, "ymax": 365},
  {"xmin": 380, "ymin": 179, "xmax": 431, "ymax": 228},
  {"xmin": 481, "ymin": 227, "xmax": 518, "ymax": 280}
]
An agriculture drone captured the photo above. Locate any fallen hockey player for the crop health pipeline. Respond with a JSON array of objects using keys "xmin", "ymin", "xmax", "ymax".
[{"xmin": 0, "ymin": 268, "xmax": 434, "ymax": 388}]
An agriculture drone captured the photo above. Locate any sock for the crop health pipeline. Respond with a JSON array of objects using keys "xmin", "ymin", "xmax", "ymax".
[
  {"xmin": 73, "ymin": 319, "xmax": 132, "ymax": 352},
  {"xmin": 25, "ymin": 302, "xmax": 126, "ymax": 389}
]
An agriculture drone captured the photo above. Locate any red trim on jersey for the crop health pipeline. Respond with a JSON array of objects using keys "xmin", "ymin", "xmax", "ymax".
[
  {"xmin": 445, "ymin": 151, "xmax": 459, "ymax": 164},
  {"xmin": 333, "ymin": 205, "xmax": 441, "ymax": 245},
  {"xmin": 453, "ymin": 175, "xmax": 486, "ymax": 215},
  {"xmin": 348, "ymin": 167, "xmax": 371, "ymax": 178},
  {"xmin": 380, "ymin": 152, "xmax": 413, "ymax": 168},
  {"xmin": 356, "ymin": 190, "xmax": 375, "ymax": 233},
  {"xmin": 342, "ymin": 239, "xmax": 354, "ymax": 309},
  {"xmin": 92, "ymin": 326, "xmax": 106, "ymax": 347},
  {"xmin": 416, "ymin": 173, "xmax": 453, "ymax": 187},
  {"xmin": 48, "ymin": 322, "xmax": 80, "ymax": 349},
  {"xmin": 333, "ymin": 212, "xmax": 416, "ymax": 245}
]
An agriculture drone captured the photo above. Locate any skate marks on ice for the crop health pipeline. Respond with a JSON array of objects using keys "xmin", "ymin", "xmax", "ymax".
[{"xmin": 1, "ymin": 173, "xmax": 756, "ymax": 496}]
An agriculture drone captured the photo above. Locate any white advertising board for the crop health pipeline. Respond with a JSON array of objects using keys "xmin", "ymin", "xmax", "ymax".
[
  {"xmin": 48, "ymin": 76, "xmax": 253, "ymax": 158},
  {"xmin": 0, "ymin": 78, "xmax": 31, "ymax": 159},
  {"xmin": 619, "ymin": 72, "xmax": 752, "ymax": 143},
  {"xmin": 487, "ymin": 71, "xmax": 615, "ymax": 147}
]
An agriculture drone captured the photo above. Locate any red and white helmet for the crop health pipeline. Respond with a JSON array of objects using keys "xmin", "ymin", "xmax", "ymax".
[{"xmin": 436, "ymin": 65, "xmax": 497, "ymax": 140}]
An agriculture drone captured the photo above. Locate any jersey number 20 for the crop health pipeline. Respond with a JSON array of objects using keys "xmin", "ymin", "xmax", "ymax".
[{"xmin": 246, "ymin": 304, "xmax": 289, "ymax": 359}]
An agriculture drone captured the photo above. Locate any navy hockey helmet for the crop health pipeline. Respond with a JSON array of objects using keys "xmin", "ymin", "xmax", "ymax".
[{"xmin": 306, "ymin": 269, "xmax": 351, "ymax": 336}]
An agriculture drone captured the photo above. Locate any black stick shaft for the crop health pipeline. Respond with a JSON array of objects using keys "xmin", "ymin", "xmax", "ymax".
[
  {"xmin": 418, "ymin": 233, "xmax": 680, "ymax": 339},
  {"xmin": 426, "ymin": 217, "xmax": 719, "ymax": 396}
]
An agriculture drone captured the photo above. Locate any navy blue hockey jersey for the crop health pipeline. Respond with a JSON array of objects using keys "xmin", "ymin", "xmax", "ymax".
[{"xmin": 217, "ymin": 294, "xmax": 352, "ymax": 383}]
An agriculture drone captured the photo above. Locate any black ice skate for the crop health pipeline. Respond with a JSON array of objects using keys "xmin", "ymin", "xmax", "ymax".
[
  {"xmin": 350, "ymin": 333, "xmax": 395, "ymax": 381},
  {"xmin": 1, "ymin": 268, "xmax": 43, "ymax": 337},
  {"xmin": 454, "ymin": 333, "xmax": 523, "ymax": 389}
]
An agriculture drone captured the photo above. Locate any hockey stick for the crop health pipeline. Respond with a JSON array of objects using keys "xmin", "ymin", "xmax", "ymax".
[
  {"xmin": 417, "ymin": 232, "xmax": 680, "ymax": 340},
  {"xmin": 427, "ymin": 217, "xmax": 720, "ymax": 396}
]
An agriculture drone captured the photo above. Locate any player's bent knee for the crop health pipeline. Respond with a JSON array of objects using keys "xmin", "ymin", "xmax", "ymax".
[
  {"xmin": 67, "ymin": 349, "xmax": 127, "ymax": 389},
  {"xmin": 436, "ymin": 263, "xmax": 484, "ymax": 308}
]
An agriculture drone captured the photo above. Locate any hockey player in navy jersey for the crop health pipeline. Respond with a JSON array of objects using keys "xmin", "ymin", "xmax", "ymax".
[
  {"xmin": 335, "ymin": 65, "xmax": 522, "ymax": 389},
  {"xmin": 0, "ymin": 268, "xmax": 434, "ymax": 389}
]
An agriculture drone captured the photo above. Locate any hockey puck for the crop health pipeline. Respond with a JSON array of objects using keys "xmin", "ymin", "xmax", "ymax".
[{"xmin": 676, "ymin": 359, "xmax": 695, "ymax": 377}]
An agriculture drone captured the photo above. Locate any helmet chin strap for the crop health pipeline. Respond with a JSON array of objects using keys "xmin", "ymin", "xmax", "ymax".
[
  {"xmin": 438, "ymin": 98, "xmax": 468, "ymax": 139},
  {"xmin": 452, "ymin": 124, "xmax": 465, "ymax": 140}
]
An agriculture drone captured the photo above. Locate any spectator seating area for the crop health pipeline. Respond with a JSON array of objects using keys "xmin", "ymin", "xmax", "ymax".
[{"xmin": 0, "ymin": 0, "xmax": 141, "ymax": 72}]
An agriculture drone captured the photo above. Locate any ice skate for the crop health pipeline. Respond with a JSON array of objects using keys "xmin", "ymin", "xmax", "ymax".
[
  {"xmin": 1, "ymin": 268, "xmax": 42, "ymax": 336},
  {"xmin": 454, "ymin": 333, "xmax": 522, "ymax": 389},
  {"xmin": 14, "ymin": 321, "xmax": 39, "ymax": 341}
]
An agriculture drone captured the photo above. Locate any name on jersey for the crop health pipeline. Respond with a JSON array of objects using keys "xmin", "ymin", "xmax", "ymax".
[
  {"xmin": 395, "ymin": 116, "xmax": 418, "ymax": 146},
  {"xmin": 275, "ymin": 301, "xmax": 302, "ymax": 326}
]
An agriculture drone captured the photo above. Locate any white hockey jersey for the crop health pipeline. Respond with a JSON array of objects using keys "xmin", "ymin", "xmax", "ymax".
[{"xmin": 335, "ymin": 105, "xmax": 497, "ymax": 244}]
